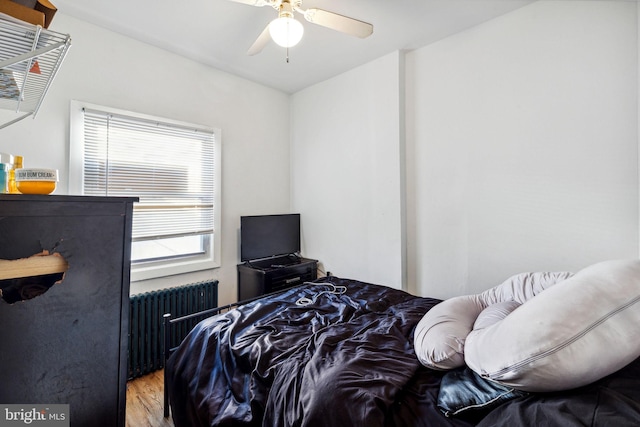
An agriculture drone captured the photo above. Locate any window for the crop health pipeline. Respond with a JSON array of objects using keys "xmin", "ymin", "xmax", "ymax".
[{"xmin": 69, "ymin": 101, "xmax": 221, "ymax": 281}]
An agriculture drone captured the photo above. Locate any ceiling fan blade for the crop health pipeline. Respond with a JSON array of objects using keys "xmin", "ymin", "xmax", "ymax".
[
  {"xmin": 227, "ymin": 0, "xmax": 271, "ymax": 7},
  {"xmin": 247, "ymin": 24, "xmax": 271, "ymax": 55},
  {"xmin": 303, "ymin": 8, "xmax": 373, "ymax": 38}
]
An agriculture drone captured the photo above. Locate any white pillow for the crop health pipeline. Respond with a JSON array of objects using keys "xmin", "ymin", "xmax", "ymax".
[
  {"xmin": 473, "ymin": 301, "xmax": 520, "ymax": 330},
  {"xmin": 414, "ymin": 295, "xmax": 484, "ymax": 370},
  {"xmin": 414, "ymin": 271, "xmax": 572, "ymax": 370},
  {"xmin": 464, "ymin": 259, "xmax": 640, "ymax": 392}
]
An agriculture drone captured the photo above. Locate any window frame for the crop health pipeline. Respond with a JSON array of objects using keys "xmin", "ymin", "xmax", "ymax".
[{"xmin": 69, "ymin": 100, "xmax": 222, "ymax": 281}]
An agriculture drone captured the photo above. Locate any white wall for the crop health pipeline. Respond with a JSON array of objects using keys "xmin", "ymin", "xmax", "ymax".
[
  {"xmin": 292, "ymin": 1, "xmax": 639, "ymax": 299},
  {"xmin": 290, "ymin": 51, "xmax": 405, "ymax": 288},
  {"xmin": 0, "ymin": 13, "xmax": 292, "ymax": 306},
  {"xmin": 407, "ymin": 0, "xmax": 639, "ymax": 298}
]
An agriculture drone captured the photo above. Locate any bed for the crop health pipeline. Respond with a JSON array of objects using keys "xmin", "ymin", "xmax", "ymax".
[{"xmin": 165, "ymin": 272, "xmax": 640, "ymax": 427}]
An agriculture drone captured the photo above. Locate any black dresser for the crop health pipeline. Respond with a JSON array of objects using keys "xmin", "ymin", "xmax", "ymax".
[{"xmin": 0, "ymin": 195, "xmax": 136, "ymax": 427}]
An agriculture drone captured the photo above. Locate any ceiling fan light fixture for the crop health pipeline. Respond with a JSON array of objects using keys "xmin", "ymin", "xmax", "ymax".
[{"xmin": 269, "ymin": 16, "xmax": 304, "ymax": 48}]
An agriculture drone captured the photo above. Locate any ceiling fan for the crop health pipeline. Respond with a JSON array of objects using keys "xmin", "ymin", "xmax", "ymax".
[{"xmin": 228, "ymin": 0, "xmax": 373, "ymax": 55}]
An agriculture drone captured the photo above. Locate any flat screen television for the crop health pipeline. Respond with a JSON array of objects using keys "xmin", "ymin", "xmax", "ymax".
[{"xmin": 240, "ymin": 214, "xmax": 301, "ymax": 262}]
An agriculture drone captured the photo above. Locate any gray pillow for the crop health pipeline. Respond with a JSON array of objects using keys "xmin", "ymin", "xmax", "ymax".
[
  {"xmin": 414, "ymin": 271, "xmax": 572, "ymax": 370},
  {"xmin": 465, "ymin": 259, "xmax": 640, "ymax": 392}
]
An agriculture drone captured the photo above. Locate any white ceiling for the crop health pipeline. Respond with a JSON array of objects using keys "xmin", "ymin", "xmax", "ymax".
[{"xmin": 52, "ymin": 0, "xmax": 536, "ymax": 94}]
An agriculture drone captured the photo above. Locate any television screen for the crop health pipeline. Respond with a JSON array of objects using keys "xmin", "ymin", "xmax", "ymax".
[{"xmin": 240, "ymin": 214, "xmax": 301, "ymax": 261}]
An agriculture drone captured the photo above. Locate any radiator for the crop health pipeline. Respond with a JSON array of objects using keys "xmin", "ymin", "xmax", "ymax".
[{"xmin": 128, "ymin": 280, "xmax": 218, "ymax": 380}]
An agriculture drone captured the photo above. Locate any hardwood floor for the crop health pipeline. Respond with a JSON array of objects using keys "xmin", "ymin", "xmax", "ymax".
[{"xmin": 126, "ymin": 370, "xmax": 174, "ymax": 427}]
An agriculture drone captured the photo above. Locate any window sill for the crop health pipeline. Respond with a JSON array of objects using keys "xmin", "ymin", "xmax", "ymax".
[{"xmin": 130, "ymin": 255, "xmax": 220, "ymax": 282}]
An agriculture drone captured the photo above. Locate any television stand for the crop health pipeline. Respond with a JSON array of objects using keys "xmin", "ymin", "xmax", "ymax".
[{"xmin": 237, "ymin": 256, "xmax": 318, "ymax": 301}]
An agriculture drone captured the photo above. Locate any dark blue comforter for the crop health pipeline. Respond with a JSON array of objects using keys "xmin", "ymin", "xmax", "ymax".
[
  {"xmin": 166, "ymin": 276, "xmax": 640, "ymax": 427},
  {"xmin": 167, "ymin": 277, "xmax": 470, "ymax": 427}
]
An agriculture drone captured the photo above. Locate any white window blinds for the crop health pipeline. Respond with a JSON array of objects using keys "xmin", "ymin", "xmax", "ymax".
[{"xmin": 82, "ymin": 108, "xmax": 216, "ymax": 242}]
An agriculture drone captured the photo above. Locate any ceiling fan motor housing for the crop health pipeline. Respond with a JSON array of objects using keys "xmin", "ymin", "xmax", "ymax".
[{"xmin": 232, "ymin": 0, "xmax": 373, "ymax": 55}]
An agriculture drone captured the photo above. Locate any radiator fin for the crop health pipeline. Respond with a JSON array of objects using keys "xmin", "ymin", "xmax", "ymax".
[{"xmin": 128, "ymin": 280, "xmax": 218, "ymax": 380}]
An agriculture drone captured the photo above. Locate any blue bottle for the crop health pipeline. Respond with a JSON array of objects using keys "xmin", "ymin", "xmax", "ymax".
[{"xmin": 0, "ymin": 163, "xmax": 9, "ymax": 193}]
